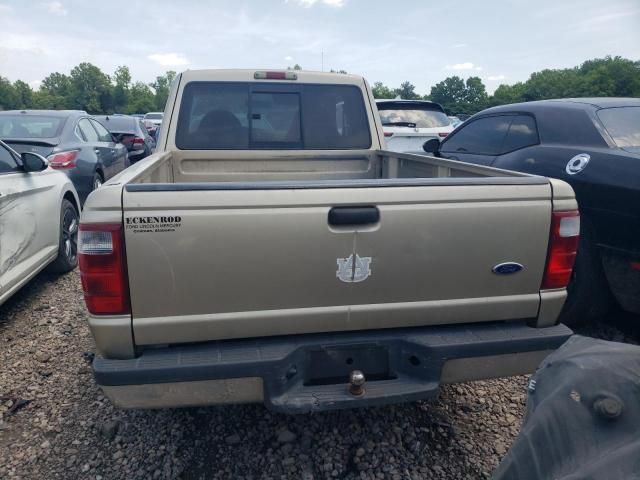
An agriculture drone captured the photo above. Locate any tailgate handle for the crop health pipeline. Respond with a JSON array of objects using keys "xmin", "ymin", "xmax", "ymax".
[{"xmin": 328, "ymin": 206, "xmax": 379, "ymax": 226}]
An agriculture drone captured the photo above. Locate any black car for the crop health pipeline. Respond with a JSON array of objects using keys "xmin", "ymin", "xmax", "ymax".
[
  {"xmin": 0, "ymin": 110, "xmax": 129, "ymax": 204},
  {"xmin": 424, "ymin": 98, "xmax": 640, "ymax": 324},
  {"xmin": 94, "ymin": 115, "xmax": 155, "ymax": 163}
]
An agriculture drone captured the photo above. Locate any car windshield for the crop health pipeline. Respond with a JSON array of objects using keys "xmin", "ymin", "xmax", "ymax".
[
  {"xmin": 144, "ymin": 113, "xmax": 163, "ymax": 120},
  {"xmin": 377, "ymin": 104, "xmax": 451, "ymax": 128},
  {"xmin": 0, "ymin": 115, "xmax": 65, "ymax": 138},
  {"xmin": 597, "ymin": 106, "xmax": 640, "ymax": 149}
]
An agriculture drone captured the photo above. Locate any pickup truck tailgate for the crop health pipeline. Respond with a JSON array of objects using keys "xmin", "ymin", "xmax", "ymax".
[{"xmin": 123, "ymin": 182, "xmax": 552, "ymax": 346}]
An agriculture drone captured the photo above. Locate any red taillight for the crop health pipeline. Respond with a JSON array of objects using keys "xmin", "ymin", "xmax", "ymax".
[
  {"xmin": 47, "ymin": 150, "xmax": 79, "ymax": 169},
  {"xmin": 384, "ymin": 132, "xmax": 394, "ymax": 137},
  {"xmin": 132, "ymin": 137, "xmax": 145, "ymax": 150},
  {"xmin": 541, "ymin": 211, "xmax": 580, "ymax": 289},
  {"xmin": 438, "ymin": 132, "xmax": 449, "ymax": 138},
  {"xmin": 78, "ymin": 223, "xmax": 130, "ymax": 315}
]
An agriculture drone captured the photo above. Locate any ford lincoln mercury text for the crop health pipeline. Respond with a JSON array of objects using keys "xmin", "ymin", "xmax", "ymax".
[{"xmin": 78, "ymin": 70, "xmax": 576, "ymax": 413}]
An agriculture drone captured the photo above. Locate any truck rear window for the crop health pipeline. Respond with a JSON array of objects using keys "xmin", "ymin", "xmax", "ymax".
[{"xmin": 176, "ymin": 82, "xmax": 371, "ymax": 150}]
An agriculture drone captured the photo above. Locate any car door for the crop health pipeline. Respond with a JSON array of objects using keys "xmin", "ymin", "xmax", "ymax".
[
  {"xmin": 438, "ymin": 114, "xmax": 516, "ymax": 165},
  {"xmin": 0, "ymin": 143, "xmax": 60, "ymax": 302},
  {"xmin": 90, "ymin": 119, "xmax": 128, "ymax": 178}
]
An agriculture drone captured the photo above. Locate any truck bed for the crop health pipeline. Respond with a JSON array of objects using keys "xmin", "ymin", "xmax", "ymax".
[{"xmin": 125, "ymin": 150, "xmax": 531, "ymax": 188}]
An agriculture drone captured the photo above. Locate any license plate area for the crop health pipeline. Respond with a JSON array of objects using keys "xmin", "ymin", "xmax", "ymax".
[{"xmin": 304, "ymin": 344, "xmax": 393, "ymax": 386}]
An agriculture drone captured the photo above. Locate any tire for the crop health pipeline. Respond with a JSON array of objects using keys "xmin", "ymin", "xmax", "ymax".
[
  {"xmin": 92, "ymin": 172, "xmax": 103, "ymax": 191},
  {"xmin": 47, "ymin": 199, "xmax": 79, "ymax": 274},
  {"xmin": 558, "ymin": 224, "xmax": 612, "ymax": 327}
]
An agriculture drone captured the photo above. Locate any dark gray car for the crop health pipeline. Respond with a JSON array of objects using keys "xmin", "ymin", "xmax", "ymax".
[
  {"xmin": 0, "ymin": 110, "xmax": 129, "ymax": 204},
  {"xmin": 93, "ymin": 115, "xmax": 155, "ymax": 163}
]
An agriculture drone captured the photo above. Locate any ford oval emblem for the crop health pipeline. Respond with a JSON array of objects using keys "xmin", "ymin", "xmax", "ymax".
[{"xmin": 492, "ymin": 262, "xmax": 524, "ymax": 275}]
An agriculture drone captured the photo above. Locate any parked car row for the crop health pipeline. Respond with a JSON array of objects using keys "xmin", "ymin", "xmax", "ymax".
[
  {"xmin": 0, "ymin": 110, "xmax": 159, "ymax": 205},
  {"xmin": 93, "ymin": 115, "xmax": 156, "ymax": 163},
  {"xmin": 0, "ymin": 107, "xmax": 162, "ymax": 310}
]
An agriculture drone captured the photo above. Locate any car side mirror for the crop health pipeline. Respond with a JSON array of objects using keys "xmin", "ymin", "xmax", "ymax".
[
  {"xmin": 423, "ymin": 138, "xmax": 441, "ymax": 154},
  {"xmin": 21, "ymin": 152, "xmax": 48, "ymax": 172}
]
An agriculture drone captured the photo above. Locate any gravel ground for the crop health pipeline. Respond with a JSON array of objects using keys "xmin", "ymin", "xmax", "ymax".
[{"xmin": 0, "ymin": 270, "xmax": 637, "ymax": 479}]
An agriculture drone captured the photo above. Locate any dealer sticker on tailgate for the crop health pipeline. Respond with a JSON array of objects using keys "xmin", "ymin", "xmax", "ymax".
[{"xmin": 125, "ymin": 216, "xmax": 182, "ymax": 234}]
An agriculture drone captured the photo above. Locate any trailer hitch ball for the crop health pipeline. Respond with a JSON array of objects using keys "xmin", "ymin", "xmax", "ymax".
[{"xmin": 349, "ymin": 370, "xmax": 366, "ymax": 396}]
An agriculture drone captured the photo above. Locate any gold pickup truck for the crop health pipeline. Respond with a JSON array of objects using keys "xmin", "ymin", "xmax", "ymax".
[{"xmin": 79, "ymin": 69, "xmax": 577, "ymax": 413}]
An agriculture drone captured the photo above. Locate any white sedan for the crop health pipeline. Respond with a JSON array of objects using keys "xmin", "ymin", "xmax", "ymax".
[
  {"xmin": 377, "ymin": 100, "xmax": 454, "ymax": 153},
  {"xmin": 0, "ymin": 140, "xmax": 81, "ymax": 306}
]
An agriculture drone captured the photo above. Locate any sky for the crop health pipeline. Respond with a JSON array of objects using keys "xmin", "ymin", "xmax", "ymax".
[{"xmin": 0, "ymin": 0, "xmax": 639, "ymax": 95}]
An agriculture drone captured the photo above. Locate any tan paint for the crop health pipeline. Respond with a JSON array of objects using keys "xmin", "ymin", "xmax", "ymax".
[
  {"xmin": 133, "ymin": 295, "xmax": 542, "ymax": 346},
  {"xmin": 101, "ymin": 377, "xmax": 264, "ymax": 409},
  {"xmin": 123, "ymin": 168, "xmax": 552, "ymax": 345},
  {"xmin": 440, "ymin": 350, "xmax": 555, "ymax": 383},
  {"xmin": 535, "ymin": 289, "xmax": 567, "ymax": 327},
  {"xmin": 88, "ymin": 315, "xmax": 135, "ymax": 359}
]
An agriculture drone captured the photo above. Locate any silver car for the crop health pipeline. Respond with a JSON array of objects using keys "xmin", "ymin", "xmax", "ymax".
[{"xmin": 0, "ymin": 141, "xmax": 81, "ymax": 306}]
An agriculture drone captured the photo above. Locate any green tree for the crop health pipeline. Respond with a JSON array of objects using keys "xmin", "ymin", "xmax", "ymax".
[
  {"xmin": 488, "ymin": 56, "xmax": 640, "ymax": 108},
  {"xmin": 127, "ymin": 82, "xmax": 156, "ymax": 114},
  {"xmin": 41, "ymin": 72, "xmax": 72, "ymax": 108},
  {"xmin": 112, "ymin": 65, "xmax": 132, "ymax": 113},
  {"xmin": 394, "ymin": 81, "xmax": 420, "ymax": 100},
  {"xmin": 32, "ymin": 90, "xmax": 56, "ymax": 109},
  {"xmin": 578, "ymin": 56, "xmax": 640, "ymax": 97},
  {"xmin": 0, "ymin": 76, "xmax": 18, "ymax": 110},
  {"xmin": 371, "ymin": 82, "xmax": 394, "ymax": 99},
  {"xmin": 151, "ymin": 71, "xmax": 176, "ymax": 111},
  {"xmin": 463, "ymin": 76, "xmax": 488, "ymax": 113},
  {"xmin": 287, "ymin": 64, "xmax": 302, "ymax": 70},
  {"xmin": 42, "ymin": 72, "xmax": 70, "ymax": 97},
  {"xmin": 489, "ymin": 82, "xmax": 526, "ymax": 106},
  {"xmin": 429, "ymin": 76, "xmax": 467, "ymax": 113},
  {"xmin": 68, "ymin": 63, "xmax": 112, "ymax": 113},
  {"xmin": 13, "ymin": 80, "xmax": 33, "ymax": 109},
  {"xmin": 521, "ymin": 68, "xmax": 581, "ymax": 101}
]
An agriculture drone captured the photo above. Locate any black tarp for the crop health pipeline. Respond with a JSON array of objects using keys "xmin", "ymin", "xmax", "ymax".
[{"xmin": 494, "ymin": 335, "xmax": 640, "ymax": 480}]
